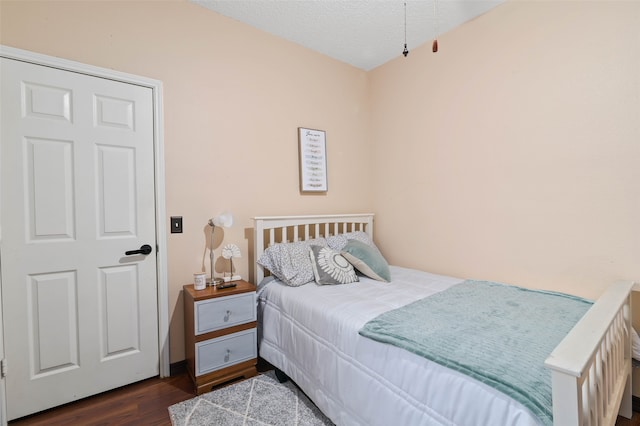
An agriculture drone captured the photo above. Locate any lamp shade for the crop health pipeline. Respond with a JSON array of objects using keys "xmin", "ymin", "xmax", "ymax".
[{"xmin": 209, "ymin": 211, "xmax": 233, "ymax": 228}]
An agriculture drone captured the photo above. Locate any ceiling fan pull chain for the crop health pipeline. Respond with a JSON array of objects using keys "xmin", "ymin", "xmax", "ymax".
[
  {"xmin": 403, "ymin": 2, "xmax": 409, "ymax": 57},
  {"xmin": 433, "ymin": 0, "xmax": 439, "ymax": 52}
]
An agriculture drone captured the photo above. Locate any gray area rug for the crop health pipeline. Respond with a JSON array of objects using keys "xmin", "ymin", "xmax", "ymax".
[{"xmin": 169, "ymin": 371, "xmax": 335, "ymax": 426}]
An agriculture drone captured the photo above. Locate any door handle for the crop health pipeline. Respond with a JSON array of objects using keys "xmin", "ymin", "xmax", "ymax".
[{"xmin": 125, "ymin": 244, "xmax": 153, "ymax": 256}]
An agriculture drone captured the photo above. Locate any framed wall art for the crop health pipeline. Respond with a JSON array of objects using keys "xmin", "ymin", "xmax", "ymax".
[{"xmin": 298, "ymin": 127, "xmax": 328, "ymax": 192}]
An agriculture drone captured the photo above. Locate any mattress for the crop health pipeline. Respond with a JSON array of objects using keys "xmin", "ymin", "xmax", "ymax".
[{"xmin": 258, "ymin": 266, "xmax": 544, "ymax": 426}]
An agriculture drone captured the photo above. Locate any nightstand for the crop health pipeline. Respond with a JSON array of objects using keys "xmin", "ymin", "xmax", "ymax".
[{"xmin": 183, "ymin": 280, "xmax": 258, "ymax": 394}]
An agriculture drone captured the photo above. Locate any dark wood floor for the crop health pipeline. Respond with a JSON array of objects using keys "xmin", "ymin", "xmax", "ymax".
[
  {"xmin": 7, "ymin": 368, "xmax": 640, "ymax": 425},
  {"xmin": 8, "ymin": 372, "xmax": 195, "ymax": 426},
  {"xmin": 618, "ymin": 412, "xmax": 640, "ymax": 426}
]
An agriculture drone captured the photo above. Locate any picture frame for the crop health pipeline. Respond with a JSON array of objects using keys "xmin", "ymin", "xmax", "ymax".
[{"xmin": 298, "ymin": 127, "xmax": 328, "ymax": 192}]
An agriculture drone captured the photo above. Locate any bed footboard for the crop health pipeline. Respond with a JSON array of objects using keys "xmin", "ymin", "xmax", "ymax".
[{"xmin": 544, "ymin": 280, "xmax": 635, "ymax": 426}]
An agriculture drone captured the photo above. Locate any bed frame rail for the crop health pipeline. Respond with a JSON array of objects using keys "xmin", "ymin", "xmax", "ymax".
[
  {"xmin": 544, "ymin": 280, "xmax": 634, "ymax": 426},
  {"xmin": 253, "ymin": 213, "xmax": 374, "ymax": 284}
]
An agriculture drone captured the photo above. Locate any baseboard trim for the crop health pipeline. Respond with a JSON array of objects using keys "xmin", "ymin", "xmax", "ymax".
[{"xmin": 170, "ymin": 360, "xmax": 187, "ymax": 376}]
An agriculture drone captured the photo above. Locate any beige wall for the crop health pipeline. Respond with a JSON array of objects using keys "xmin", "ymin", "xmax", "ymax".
[
  {"xmin": 0, "ymin": 0, "xmax": 373, "ymax": 363},
  {"xmin": 2, "ymin": 0, "xmax": 640, "ymax": 366},
  {"xmin": 370, "ymin": 0, "xmax": 640, "ymax": 300}
]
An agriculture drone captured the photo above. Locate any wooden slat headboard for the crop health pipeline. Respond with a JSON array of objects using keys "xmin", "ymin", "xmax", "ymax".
[{"xmin": 253, "ymin": 213, "xmax": 375, "ymax": 284}]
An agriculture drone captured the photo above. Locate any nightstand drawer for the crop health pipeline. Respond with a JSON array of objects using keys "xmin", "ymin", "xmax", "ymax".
[
  {"xmin": 195, "ymin": 292, "xmax": 256, "ymax": 335},
  {"xmin": 195, "ymin": 328, "xmax": 257, "ymax": 376}
]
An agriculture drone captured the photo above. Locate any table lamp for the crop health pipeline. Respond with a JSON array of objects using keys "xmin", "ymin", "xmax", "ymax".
[{"xmin": 207, "ymin": 211, "xmax": 233, "ymax": 286}]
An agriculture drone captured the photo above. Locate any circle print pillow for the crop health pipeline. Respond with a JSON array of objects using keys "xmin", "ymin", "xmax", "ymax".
[{"xmin": 309, "ymin": 246, "xmax": 358, "ymax": 285}]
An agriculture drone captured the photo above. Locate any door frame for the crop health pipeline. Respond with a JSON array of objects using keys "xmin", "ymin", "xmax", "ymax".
[{"xmin": 0, "ymin": 46, "xmax": 170, "ymax": 387}]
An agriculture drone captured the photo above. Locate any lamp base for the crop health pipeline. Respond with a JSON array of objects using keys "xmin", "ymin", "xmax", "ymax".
[{"xmin": 207, "ymin": 277, "xmax": 224, "ymax": 286}]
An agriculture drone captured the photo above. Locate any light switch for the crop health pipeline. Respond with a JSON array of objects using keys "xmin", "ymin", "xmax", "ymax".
[{"xmin": 170, "ymin": 216, "xmax": 183, "ymax": 233}]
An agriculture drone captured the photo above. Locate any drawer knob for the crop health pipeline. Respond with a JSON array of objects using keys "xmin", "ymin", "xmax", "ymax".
[
  {"xmin": 224, "ymin": 310, "xmax": 231, "ymax": 322},
  {"xmin": 224, "ymin": 349, "xmax": 231, "ymax": 363}
]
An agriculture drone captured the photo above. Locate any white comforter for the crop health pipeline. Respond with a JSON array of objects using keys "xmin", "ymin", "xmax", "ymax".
[{"xmin": 258, "ymin": 266, "xmax": 544, "ymax": 426}]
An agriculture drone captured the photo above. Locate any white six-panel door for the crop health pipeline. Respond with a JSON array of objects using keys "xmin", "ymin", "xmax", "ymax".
[{"xmin": 0, "ymin": 57, "xmax": 159, "ymax": 420}]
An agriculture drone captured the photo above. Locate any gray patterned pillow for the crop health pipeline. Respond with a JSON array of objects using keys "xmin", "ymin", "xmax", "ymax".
[
  {"xmin": 327, "ymin": 231, "xmax": 383, "ymax": 256},
  {"xmin": 308, "ymin": 246, "xmax": 358, "ymax": 285},
  {"xmin": 257, "ymin": 238, "xmax": 327, "ymax": 286}
]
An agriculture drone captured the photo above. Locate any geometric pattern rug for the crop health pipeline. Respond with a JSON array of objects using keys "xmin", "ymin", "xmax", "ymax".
[{"xmin": 168, "ymin": 371, "xmax": 335, "ymax": 426}]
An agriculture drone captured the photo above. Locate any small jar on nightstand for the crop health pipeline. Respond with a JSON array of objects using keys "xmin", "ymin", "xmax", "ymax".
[{"xmin": 183, "ymin": 280, "xmax": 258, "ymax": 394}]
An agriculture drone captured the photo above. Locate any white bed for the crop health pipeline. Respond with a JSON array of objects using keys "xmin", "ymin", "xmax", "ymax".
[{"xmin": 253, "ymin": 214, "xmax": 634, "ymax": 426}]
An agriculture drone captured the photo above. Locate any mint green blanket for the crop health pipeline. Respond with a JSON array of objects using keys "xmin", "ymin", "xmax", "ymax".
[{"xmin": 359, "ymin": 280, "xmax": 593, "ymax": 425}]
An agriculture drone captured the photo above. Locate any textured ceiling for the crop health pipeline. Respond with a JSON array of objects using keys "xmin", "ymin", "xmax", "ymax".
[{"xmin": 191, "ymin": 0, "xmax": 506, "ymax": 71}]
